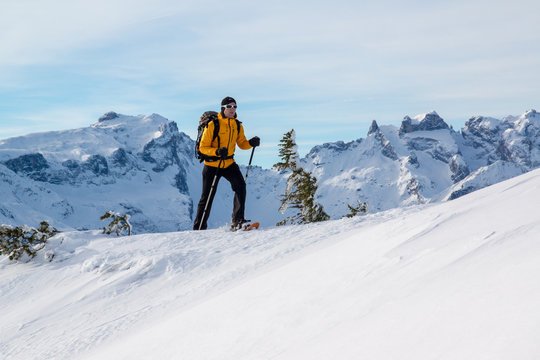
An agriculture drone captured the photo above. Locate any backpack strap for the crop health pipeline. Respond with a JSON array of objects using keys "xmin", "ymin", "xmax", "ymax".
[
  {"xmin": 235, "ymin": 119, "xmax": 243, "ymax": 141},
  {"xmin": 211, "ymin": 118, "xmax": 220, "ymax": 148}
]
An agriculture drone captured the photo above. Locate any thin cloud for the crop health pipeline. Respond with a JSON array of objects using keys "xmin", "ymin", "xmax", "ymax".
[{"xmin": 0, "ymin": 0, "xmax": 538, "ymax": 167}]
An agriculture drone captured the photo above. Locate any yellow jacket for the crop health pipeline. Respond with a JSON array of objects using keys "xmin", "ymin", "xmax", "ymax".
[{"xmin": 199, "ymin": 112, "xmax": 252, "ymax": 168}]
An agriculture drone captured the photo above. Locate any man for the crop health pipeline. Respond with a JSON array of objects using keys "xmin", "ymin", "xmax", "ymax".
[{"xmin": 193, "ymin": 96, "xmax": 260, "ymax": 230}]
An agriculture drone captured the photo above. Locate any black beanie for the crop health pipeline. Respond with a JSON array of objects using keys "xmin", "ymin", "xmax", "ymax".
[{"xmin": 221, "ymin": 96, "xmax": 236, "ymax": 106}]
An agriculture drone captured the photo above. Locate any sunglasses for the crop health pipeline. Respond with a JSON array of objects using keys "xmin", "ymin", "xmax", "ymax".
[{"xmin": 222, "ymin": 104, "xmax": 237, "ymax": 109}]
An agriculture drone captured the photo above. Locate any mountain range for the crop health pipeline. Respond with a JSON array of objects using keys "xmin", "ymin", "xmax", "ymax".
[{"xmin": 0, "ymin": 109, "xmax": 538, "ymax": 232}]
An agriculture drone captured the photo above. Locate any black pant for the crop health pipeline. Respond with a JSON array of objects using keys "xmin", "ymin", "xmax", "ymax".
[{"xmin": 193, "ymin": 162, "xmax": 246, "ymax": 230}]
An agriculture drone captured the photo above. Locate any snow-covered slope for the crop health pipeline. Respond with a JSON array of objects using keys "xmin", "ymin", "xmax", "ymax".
[
  {"xmin": 1, "ymin": 109, "xmax": 539, "ymax": 231},
  {"xmin": 2, "ymin": 168, "xmax": 540, "ymax": 360}
]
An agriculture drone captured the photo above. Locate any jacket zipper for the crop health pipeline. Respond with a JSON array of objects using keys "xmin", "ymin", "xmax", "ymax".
[
  {"xmin": 222, "ymin": 118, "xmax": 233, "ymax": 168},
  {"xmin": 227, "ymin": 119, "xmax": 233, "ymax": 154}
]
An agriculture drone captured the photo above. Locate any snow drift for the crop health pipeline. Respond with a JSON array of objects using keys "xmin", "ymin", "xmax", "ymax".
[{"xmin": 2, "ymin": 167, "xmax": 540, "ymax": 359}]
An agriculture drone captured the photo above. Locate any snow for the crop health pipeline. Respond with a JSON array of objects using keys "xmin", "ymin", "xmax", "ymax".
[
  {"xmin": 0, "ymin": 113, "xmax": 169, "ymax": 163},
  {"xmin": 2, "ymin": 109, "xmax": 540, "ymax": 234},
  {"xmin": 476, "ymin": 116, "xmax": 502, "ymax": 131},
  {"xmin": 2, "ymin": 167, "xmax": 540, "ymax": 359},
  {"xmin": 412, "ymin": 110, "xmax": 439, "ymax": 124}
]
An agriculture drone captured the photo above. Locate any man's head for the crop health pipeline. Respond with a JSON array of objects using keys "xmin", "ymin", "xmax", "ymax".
[{"xmin": 221, "ymin": 96, "xmax": 237, "ymax": 118}]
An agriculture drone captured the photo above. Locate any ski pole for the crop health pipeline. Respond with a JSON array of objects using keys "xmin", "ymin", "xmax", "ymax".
[
  {"xmin": 198, "ymin": 158, "xmax": 222, "ymax": 230},
  {"xmin": 245, "ymin": 147, "xmax": 256, "ymax": 180}
]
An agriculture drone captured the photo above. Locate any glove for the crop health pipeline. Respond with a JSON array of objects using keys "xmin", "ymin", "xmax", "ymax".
[
  {"xmin": 249, "ymin": 136, "xmax": 260, "ymax": 147},
  {"xmin": 216, "ymin": 147, "xmax": 228, "ymax": 158}
]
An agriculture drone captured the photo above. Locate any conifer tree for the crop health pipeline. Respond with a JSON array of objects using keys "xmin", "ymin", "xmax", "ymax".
[
  {"xmin": 0, "ymin": 221, "xmax": 58, "ymax": 261},
  {"xmin": 274, "ymin": 129, "xmax": 329, "ymax": 225},
  {"xmin": 273, "ymin": 129, "xmax": 299, "ymax": 171},
  {"xmin": 344, "ymin": 201, "xmax": 368, "ymax": 218},
  {"xmin": 100, "ymin": 211, "xmax": 132, "ymax": 236}
]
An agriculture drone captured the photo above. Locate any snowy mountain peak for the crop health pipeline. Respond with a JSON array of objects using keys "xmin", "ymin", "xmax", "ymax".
[
  {"xmin": 92, "ymin": 112, "xmax": 168, "ymax": 129},
  {"xmin": 516, "ymin": 108, "xmax": 540, "ymax": 127},
  {"xmin": 368, "ymin": 120, "xmax": 380, "ymax": 135},
  {"xmin": 399, "ymin": 111, "xmax": 449, "ymax": 134},
  {"xmin": 97, "ymin": 111, "xmax": 119, "ymax": 122},
  {"xmin": 523, "ymin": 108, "xmax": 538, "ymax": 118},
  {"xmin": 88, "ymin": 112, "xmax": 180, "ymax": 155},
  {"xmin": 413, "ymin": 110, "xmax": 440, "ymax": 121},
  {"xmin": 463, "ymin": 116, "xmax": 502, "ymax": 134}
]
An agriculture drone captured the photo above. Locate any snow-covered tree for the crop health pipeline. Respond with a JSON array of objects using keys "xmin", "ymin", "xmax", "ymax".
[
  {"xmin": 344, "ymin": 201, "xmax": 368, "ymax": 218},
  {"xmin": 100, "ymin": 211, "xmax": 132, "ymax": 236},
  {"xmin": 277, "ymin": 168, "xmax": 330, "ymax": 225},
  {"xmin": 273, "ymin": 129, "xmax": 299, "ymax": 172},
  {"xmin": 0, "ymin": 221, "xmax": 58, "ymax": 261},
  {"xmin": 274, "ymin": 129, "xmax": 329, "ymax": 226}
]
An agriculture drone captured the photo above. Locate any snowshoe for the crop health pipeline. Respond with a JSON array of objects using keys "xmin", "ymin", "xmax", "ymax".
[{"xmin": 230, "ymin": 219, "xmax": 259, "ymax": 232}]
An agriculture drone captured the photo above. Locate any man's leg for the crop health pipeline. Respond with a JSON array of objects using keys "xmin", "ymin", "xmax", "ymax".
[
  {"xmin": 193, "ymin": 165, "xmax": 220, "ymax": 230},
  {"xmin": 221, "ymin": 163, "xmax": 246, "ymax": 223}
]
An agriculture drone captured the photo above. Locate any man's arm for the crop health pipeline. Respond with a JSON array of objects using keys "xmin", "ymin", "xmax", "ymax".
[
  {"xmin": 199, "ymin": 121, "xmax": 220, "ymax": 156},
  {"xmin": 237, "ymin": 123, "xmax": 252, "ymax": 150}
]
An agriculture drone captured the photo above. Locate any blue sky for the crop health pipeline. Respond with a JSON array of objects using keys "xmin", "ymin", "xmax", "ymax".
[{"xmin": 1, "ymin": 0, "xmax": 539, "ymax": 169}]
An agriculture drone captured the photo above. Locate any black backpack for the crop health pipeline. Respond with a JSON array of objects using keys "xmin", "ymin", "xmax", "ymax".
[{"xmin": 195, "ymin": 111, "xmax": 241, "ymax": 163}]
